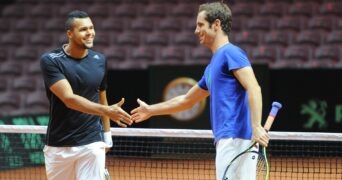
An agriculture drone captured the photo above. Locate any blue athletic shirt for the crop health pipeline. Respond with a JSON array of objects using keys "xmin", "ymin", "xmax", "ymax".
[
  {"xmin": 198, "ymin": 43, "xmax": 252, "ymax": 144},
  {"xmin": 40, "ymin": 47, "xmax": 107, "ymax": 147}
]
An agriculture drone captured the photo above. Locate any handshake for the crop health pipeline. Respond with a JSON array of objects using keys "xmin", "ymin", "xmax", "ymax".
[
  {"xmin": 103, "ymin": 98, "xmax": 152, "ymax": 148},
  {"xmin": 103, "ymin": 98, "xmax": 151, "ymax": 128}
]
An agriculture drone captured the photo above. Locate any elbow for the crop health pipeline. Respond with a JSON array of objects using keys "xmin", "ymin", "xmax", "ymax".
[
  {"xmin": 182, "ymin": 103, "xmax": 193, "ymax": 110},
  {"xmin": 62, "ymin": 96, "xmax": 78, "ymax": 109},
  {"xmin": 256, "ymin": 85, "xmax": 262, "ymax": 94},
  {"xmin": 247, "ymin": 84, "xmax": 262, "ymax": 96},
  {"xmin": 182, "ymin": 98, "xmax": 197, "ymax": 110},
  {"xmin": 252, "ymin": 85, "xmax": 262, "ymax": 97}
]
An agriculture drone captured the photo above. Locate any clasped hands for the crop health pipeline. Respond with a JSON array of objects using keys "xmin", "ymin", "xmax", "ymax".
[{"xmin": 106, "ymin": 98, "xmax": 148, "ymax": 127}]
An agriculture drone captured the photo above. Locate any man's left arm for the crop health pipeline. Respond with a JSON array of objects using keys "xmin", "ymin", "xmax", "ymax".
[
  {"xmin": 233, "ymin": 66, "xmax": 269, "ymax": 147},
  {"xmin": 99, "ymin": 90, "xmax": 112, "ymax": 148}
]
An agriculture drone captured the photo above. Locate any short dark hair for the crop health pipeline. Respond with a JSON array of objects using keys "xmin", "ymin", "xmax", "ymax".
[
  {"xmin": 65, "ymin": 10, "xmax": 89, "ymax": 30},
  {"xmin": 198, "ymin": 1, "xmax": 232, "ymax": 36}
]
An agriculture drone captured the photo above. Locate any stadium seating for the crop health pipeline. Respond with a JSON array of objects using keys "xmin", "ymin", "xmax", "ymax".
[
  {"xmin": 0, "ymin": 78, "xmax": 8, "ymax": 93},
  {"xmin": 264, "ymin": 30, "xmax": 292, "ymax": 47},
  {"xmin": 307, "ymin": 16, "xmax": 334, "ymax": 32},
  {"xmin": 1, "ymin": 32, "xmax": 23, "ymax": 46},
  {"xmin": 326, "ymin": 30, "xmax": 342, "ymax": 45},
  {"xmin": 100, "ymin": 17, "xmax": 125, "ymax": 32},
  {"xmin": 14, "ymin": 47, "xmax": 38, "ymax": 61},
  {"xmin": 0, "ymin": 49, "xmax": 7, "ymax": 63},
  {"xmin": 319, "ymin": 2, "xmax": 342, "ymax": 16},
  {"xmin": 283, "ymin": 45, "xmax": 312, "ymax": 62},
  {"xmin": 144, "ymin": 32, "xmax": 169, "ymax": 46},
  {"xmin": 14, "ymin": 18, "xmax": 39, "ymax": 32},
  {"xmin": 246, "ymin": 17, "xmax": 273, "ymax": 32},
  {"xmin": 130, "ymin": 18, "xmax": 155, "ymax": 32},
  {"xmin": 258, "ymin": 2, "xmax": 286, "ymax": 18},
  {"xmin": 157, "ymin": 17, "xmax": 183, "ymax": 32},
  {"xmin": 24, "ymin": 91, "xmax": 49, "ymax": 114},
  {"xmin": 12, "ymin": 77, "xmax": 37, "ymax": 92},
  {"xmin": 288, "ymin": 2, "xmax": 318, "ymax": 18},
  {"xmin": 93, "ymin": 32, "xmax": 111, "ymax": 50},
  {"xmin": 30, "ymin": 32, "xmax": 53, "ymax": 47},
  {"xmin": 87, "ymin": 4, "xmax": 109, "ymax": 18},
  {"xmin": 275, "ymin": 16, "xmax": 303, "ymax": 32},
  {"xmin": 0, "ymin": 62, "xmax": 23, "ymax": 77},
  {"xmin": 160, "ymin": 46, "xmax": 185, "ymax": 62},
  {"xmin": 231, "ymin": 2, "xmax": 256, "ymax": 18},
  {"xmin": 143, "ymin": 3, "xmax": 167, "ymax": 17},
  {"xmin": 0, "ymin": 18, "xmax": 11, "ymax": 32},
  {"xmin": 111, "ymin": 3, "xmax": 138, "ymax": 18},
  {"xmin": 30, "ymin": 4, "xmax": 55, "ymax": 18},
  {"xmin": 189, "ymin": 46, "xmax": 212, "ymax": 63},
  {"xmin": 294, "ymin": 30, "xmax": 322, "ymax": 47},
  {"xmin": 131, "ymin": 46, "xmax": 156, "ymax": 62},
  {"xmin": 28, "ymin": 61, "xmax": 43, "ymax": 76},
  {"xmin": 0, "ymin": 92, "xmax": 21, "ymax": 116},
  {"xmin": 314, "ymin": 45, "xmax": 340, "ymax": 62},
  {"xmin": 1, "ymin": 0, "xmax": 342, "ymax": 116},
  {"xmin": 251, "ymin": 45, "xmax": 278, "ymax": 65},
  {"xmin": 103, "ymin": 46, "xmax": 127, "ymax": 63},
  {"xmin": 170, "ymin": 3, "xmax": 196, "ymax": 18},
  {"xmin": 116, "ymin": 32, "xmax": 140, "ymax": 46},
  {"xmin": 1, "ymin": 5, "xmax": 27, "ymax": 18},
  {"xmin": 173, "ymin": 32, "xmax": 198, "ymax": 47},
  {"xmin": 44, "ymin": 18, "xmax": 65, "ymax": 32}
]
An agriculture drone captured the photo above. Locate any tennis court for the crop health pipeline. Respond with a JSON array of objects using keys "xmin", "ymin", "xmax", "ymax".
[
  {"xmin": 0, "ymin": 157, "xmax": 340, "ymax": 179},
  {"xmin": 0, "ymin": 126, "xmax": 341, "ymax": 179}
]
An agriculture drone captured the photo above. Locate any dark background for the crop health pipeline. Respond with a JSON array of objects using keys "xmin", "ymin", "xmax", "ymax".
[
  {"xmin": 2, "ymin": 66, "xmax": 342, "ymax": 133},
  {"xmin": 105, "ymin": 66, "xmax": 342, "ymax": 132}
]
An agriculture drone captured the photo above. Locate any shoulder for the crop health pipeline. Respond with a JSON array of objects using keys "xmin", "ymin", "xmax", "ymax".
[
  {"xmin": 221, "ymin": 43, "xmax": 249, "ymax": 61},
  {"xmin": 40, "ymin": 47, "xmax": 64, "ymax": 65},
  {"xmin": 225, "ymin": 43, "xmax": 247, "ymax": 55},
  {"xmin": 41, "ymin": 48, "xmax": 63, "ymax": 59},
  {"xmin": 221, "ymin": 43, "xmax": 251, "ymax": 69}
]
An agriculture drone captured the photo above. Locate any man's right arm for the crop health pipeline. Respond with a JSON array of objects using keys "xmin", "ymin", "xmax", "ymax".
[
  {"xmin": 49, "ymin": 79, "xmax": 132, "ymax": 125},
  {"xmin": 131, "ymin": 84, "xmax": 209, "ymax": 123}
]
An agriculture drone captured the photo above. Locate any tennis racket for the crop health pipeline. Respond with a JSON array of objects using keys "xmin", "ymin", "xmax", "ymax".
[
  {"xmin": 222, "ymin": 101, "xmax": 282, "ymax": 180},
  {"xmin": 104, "ymin": 168, "xmax": 110, "ymax": 180}
]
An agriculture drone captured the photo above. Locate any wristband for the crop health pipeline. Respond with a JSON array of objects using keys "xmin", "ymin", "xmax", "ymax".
[{"xmin": 104, "ymin": 131, "xmax": 113, "ymax": 148}]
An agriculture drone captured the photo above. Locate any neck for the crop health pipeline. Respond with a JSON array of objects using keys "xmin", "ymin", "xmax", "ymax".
[
  {"xmin": 63, "ymin": 44, "xmax": 88, "ymax": 59},
  {"xmin": 211, "ymin": 39, "xmax": 229, "ymax": 54},
  {"xmin": 209, "ymin": 32, "xmax": 229, "ymax": 53}
]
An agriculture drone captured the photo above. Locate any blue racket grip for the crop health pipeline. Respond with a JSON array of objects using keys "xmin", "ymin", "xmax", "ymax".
[
  {"xmin": 270, "ymin": 102, "xmax": 282, "ymax": 117},
  {"xmin": 264, "ymin": 101, "xmax": 282, "ymax": 131}
]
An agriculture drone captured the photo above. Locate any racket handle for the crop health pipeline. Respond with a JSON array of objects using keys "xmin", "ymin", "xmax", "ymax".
[{"xmin": 263, "ymin": 101, "xmax": 282, "ymax": 131}]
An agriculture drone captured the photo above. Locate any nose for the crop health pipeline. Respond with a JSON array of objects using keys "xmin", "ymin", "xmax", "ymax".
[
  {"xmin": 86, "ymin": 27, "xmax": 95, "ymax": 35},
  {"xmin": 194, "ymin": 27, "xmax": 199, "ymax": 35}
]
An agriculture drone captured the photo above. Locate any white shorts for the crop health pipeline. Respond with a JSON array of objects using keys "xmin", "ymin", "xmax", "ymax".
[
  {"xmin": 44, "ymin": 141, "xmax": 107, "ymax": 180},
  {"xmin": 216, "ymin": 138, "xmax": 258, "ymax": 180}
]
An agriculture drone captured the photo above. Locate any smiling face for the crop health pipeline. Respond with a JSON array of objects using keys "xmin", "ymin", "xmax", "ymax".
[
  {"xmin": 194, "ymin": 11, "xmax": 217, "ymax": 49},
  {"xmin": 67, "ymin": 17, "xmax": 95, "ymax": 50}
]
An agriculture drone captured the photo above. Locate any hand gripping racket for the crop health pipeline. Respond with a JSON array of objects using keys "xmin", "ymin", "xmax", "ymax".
[{"xmin": 222, "ymin": 101, "xmax": 282, "ymax": 180}]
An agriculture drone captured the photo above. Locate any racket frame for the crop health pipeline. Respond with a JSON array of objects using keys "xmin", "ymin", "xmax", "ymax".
[{"xmin": 222, "ymin": 102, "xmax": 282, "ymax": 180}]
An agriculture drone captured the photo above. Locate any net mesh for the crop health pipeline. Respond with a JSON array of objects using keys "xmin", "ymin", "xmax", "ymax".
[{"xmin": 0, "ymin": 125, "xmax": 341, "ymax": 180}]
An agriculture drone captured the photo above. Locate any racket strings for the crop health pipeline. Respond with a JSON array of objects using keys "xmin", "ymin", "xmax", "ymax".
[{"xmin": 256, "ymin": 152, "xmax": 268, "ymax": 180}]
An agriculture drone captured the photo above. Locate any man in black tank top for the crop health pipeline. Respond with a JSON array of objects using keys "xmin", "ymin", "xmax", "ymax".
[{"xmin": 40, "ymin": 10, "xmax": 132, "ymax": 180}]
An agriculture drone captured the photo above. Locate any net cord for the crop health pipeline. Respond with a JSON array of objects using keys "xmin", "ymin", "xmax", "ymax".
[{"xmin": 0, "ymin": 125, "xmax": 341, "ymax": 141}]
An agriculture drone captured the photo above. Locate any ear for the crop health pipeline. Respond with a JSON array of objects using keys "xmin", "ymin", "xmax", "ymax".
[
  {"xmin": 66, "ymin": 30, "xmax": 72, "ymax": 39},
  {"xmin": 214, "ymin": 19, "xmax": 221, "ymax": 30}
]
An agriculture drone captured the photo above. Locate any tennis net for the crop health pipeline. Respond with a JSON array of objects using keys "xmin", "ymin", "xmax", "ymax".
[{"xmin": 0, "ymin": 125, "xmax": 341, "ymax": 180}]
